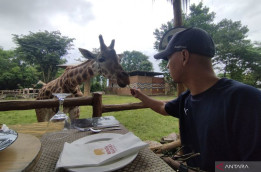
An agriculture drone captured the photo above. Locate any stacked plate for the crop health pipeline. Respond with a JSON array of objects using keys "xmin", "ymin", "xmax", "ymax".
[{"xmin": 0, "ymin": 128, "xmax": 18, "ymax": 151}]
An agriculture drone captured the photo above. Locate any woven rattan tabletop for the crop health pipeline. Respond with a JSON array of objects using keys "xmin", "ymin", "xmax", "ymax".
[{"xmin": 28, "ymin": 124, "xmax": 174, "ymax": 172}]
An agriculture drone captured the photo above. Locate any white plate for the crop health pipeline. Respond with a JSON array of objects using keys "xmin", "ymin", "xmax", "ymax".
[
  {"xmin": 66, "ymin": 133, "xmax": 138, "ymax": 172},
  {"xmin": 0, "ymin": 129, "xmax": 18, "ymax": 151},
  {"xmin": 72, "ymin": 133, "xmax": 123, "ymax": 144}
]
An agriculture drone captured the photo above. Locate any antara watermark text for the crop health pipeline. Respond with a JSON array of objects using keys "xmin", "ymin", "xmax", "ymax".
[
  {"xmin": 215, "ymin": 161, "xmax": 261, "ymax": 172},
  {"xmin": 225, "ymin": 164, "xmax": 249, "ymax": 169}
]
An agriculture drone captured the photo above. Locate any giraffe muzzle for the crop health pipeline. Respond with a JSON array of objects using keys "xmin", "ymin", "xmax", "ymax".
[{"xmin": 117, "ymin": 72, "xmax": 130, "ymax": 88}]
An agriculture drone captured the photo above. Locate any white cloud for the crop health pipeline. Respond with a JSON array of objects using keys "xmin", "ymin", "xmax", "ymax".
[{"xmin": 0, "ymin": 0, "xmax": 260, "ymax": 72}]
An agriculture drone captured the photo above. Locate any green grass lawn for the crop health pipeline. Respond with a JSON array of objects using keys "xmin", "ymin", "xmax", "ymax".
[{"xmin": 0, "ymin": 95, "xmax": 179, "ymax": 141}]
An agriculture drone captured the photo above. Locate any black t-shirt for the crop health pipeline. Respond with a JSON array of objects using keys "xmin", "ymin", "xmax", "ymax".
[{"xmin": 165, "ymin": 78, "xmax": 261, "ymax": 171}]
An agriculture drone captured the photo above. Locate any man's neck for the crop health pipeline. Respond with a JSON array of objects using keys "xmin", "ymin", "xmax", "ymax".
[{"xmin": 184, "ymin": 74, "xmax": 219, "ymax": 96}]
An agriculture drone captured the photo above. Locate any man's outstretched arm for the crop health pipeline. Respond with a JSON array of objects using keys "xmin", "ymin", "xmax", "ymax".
[{"xmin": 130, "ymin": 88, "xmax": 169, "ymax": 116}]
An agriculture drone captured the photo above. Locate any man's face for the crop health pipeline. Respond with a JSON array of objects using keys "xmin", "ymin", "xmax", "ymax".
[{"xmin": 166, "ymin": 51, "xmax": 184, "ymax": 83}]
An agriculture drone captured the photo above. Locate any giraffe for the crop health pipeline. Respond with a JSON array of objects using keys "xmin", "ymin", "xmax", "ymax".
[{"xmin": 35, "ymin": 35, "xmax": 130, "ymax": 122}]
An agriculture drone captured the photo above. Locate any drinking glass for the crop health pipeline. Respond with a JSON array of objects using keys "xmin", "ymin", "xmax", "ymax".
[
  {"xmin": 45, "ymin": 93, "xmax": 71, "ymax": 139},
  {"xmin": 50, "ymin": 93, "xmax": 71, "ymax": 129}
]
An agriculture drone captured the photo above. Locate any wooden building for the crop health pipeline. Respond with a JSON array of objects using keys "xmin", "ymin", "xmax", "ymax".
[{"xmin": 108, "ymin": 71, "xmax": 165, "ymax": 95}]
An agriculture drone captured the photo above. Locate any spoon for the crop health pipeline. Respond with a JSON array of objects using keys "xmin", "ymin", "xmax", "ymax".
[{"xmin": 73, "ymin": 126, "xmax": 121, "ymax": 133}]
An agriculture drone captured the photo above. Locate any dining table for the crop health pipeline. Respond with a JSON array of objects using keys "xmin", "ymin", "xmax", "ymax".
[{"xmin": 1, "ymin": 121, "xmax": 175, "ymax": 172}]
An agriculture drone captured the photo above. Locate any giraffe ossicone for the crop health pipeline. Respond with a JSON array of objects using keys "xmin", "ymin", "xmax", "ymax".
[{"xmin": 35, "ymin": 35, "xmax": 130, "ymax": 122}]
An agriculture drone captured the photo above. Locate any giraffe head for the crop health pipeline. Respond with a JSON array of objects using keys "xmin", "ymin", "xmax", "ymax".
[{"xmin": 79, "ymin": 35, "xmax": 130, "ymax": 87}]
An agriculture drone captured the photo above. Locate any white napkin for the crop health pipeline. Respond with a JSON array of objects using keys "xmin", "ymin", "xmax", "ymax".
[{"xmin": 56, "ymin": 132, "xmax": 148, "ymax": 170}]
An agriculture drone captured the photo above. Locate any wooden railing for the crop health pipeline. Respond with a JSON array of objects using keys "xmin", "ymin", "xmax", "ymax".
[
  {"xmin": 0, "ymin": 92, "xmax": 149, "ymax": 118},
  {"xmin": 0, "ymin": 89, "xmax": 39, "ymax": 99}
]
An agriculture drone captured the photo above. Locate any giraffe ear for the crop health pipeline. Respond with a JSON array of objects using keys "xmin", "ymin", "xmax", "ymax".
[
  {"xmin": 109, "ymin": 39, "xmax": 115, "ymax": 49},
  {"xmin": 79, "ymin": 48, "xmax": 97, "ymax": 59}
]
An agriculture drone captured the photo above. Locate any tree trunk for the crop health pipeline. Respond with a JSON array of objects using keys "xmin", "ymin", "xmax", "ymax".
[
  {"xmin": 173, "ymin": 0, "xmax": 186, "ymax": 95},
  {"xmin": 173, "ymin": 0, "xmax": 183, "ymax": 27},
  {"xmin": 172, "ymin": 0, "xmax": 185, "ymax": 151}
]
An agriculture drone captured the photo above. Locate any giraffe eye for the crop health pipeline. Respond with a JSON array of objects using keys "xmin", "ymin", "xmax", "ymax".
[{"xmin": 98, "ymin": 56, "xmax": 105, "ymax": 62}]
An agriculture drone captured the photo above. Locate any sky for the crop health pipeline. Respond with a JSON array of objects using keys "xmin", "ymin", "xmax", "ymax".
[{"xmin": 0, "ymin": 0, "xmax": 260, "ymax": 72}]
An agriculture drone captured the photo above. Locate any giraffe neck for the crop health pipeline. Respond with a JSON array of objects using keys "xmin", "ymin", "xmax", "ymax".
[{"xmin": 60, "ymin": 60, "xmax": 101, "ymax": 91}]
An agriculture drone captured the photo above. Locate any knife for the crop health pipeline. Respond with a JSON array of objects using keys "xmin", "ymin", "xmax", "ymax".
[{"xmin": 94, "ymin": 124, "xmax": 120, "ymax": 129}]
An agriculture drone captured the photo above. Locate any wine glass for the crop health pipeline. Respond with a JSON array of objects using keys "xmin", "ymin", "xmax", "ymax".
[
  {"xmin": 50, "ymin": 93, "xmax": 71, "ymax": 129},
  {"xmin": 45, "ymin": 93, "xmax": 71, "ymax": 139}
]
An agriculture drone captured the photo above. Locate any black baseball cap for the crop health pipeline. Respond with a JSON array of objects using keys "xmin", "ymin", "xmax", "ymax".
[{"xmin": 154, "ymin": 27, "xmax": 215, "ymax": 60}]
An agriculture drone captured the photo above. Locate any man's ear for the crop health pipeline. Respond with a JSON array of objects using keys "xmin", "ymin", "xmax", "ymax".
[
  {"xmin": 181, "ymin": 49, "xmax": 190, "ymax": 66},
  {"xmin": 78, "ymin": 48, "xmax": 97, "ymax": 59}
]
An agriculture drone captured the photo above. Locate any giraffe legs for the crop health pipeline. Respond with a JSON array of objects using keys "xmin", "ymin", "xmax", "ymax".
[{"xmin": 35, "ymin": 108, "xmax": 57, "ymax": 122}]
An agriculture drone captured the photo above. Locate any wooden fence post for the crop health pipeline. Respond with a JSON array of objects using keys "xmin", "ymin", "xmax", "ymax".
[{"xmin": 92, "ymin": 92, "xmax": 102, "ymax": 117}]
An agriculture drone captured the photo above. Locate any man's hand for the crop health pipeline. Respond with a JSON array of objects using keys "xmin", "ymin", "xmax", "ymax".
[
  {"xmin": 151, "ymin": 140, "xmax": 181, "ymax": 154},
  {"xmin": 130, "ymin": 88, "xmax": 168, "ymax": 115},
  {"xmin": 151, "ymin": 144, "xmax": 167, "ymax": 154},
  {"xmin": 130, "ymin": 88, "xmax": 142, "ymax": 98}
]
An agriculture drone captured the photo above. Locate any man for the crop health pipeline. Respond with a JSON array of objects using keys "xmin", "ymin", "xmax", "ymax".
[{"xmin": 130, "ymin": 27, "xmax": 261, "ymax": 171}]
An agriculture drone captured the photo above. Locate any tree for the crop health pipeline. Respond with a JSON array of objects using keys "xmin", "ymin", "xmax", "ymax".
[
  {"xmin": 213, "ymin": 19, "xmax": 251, "ymax": 78},
  {"xmin": 121, "ymin": 50, "xmax": 153, "ymax": 72},
  {"xmin": 13, "ymin": 30, "xmax": 75, "ymax": 83},
  {"xmin": 183, "ymin": 3, "xmax": 216, "ymax": 34},
  {"xmin": 0, "ymin": 48, "xmax": 40, "ymax": 89},
  {"xmin": 240, "ymin": 43, "xmax": 261, "ymax": 86}
]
